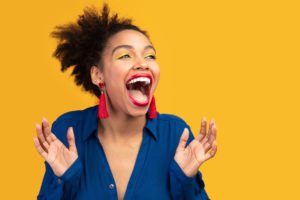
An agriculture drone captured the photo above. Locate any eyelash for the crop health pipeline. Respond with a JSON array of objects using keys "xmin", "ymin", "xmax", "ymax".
[
  {"xmin": 117, "ymin": 54, "xmax": 157, "ymax": 60},
  {"xmin": 145, "ymin": 54, "xmax": 156, "ymax": 60},
  {"xmin": 118, "ymin": 54, "xmax": 130, "ymax": 59}
]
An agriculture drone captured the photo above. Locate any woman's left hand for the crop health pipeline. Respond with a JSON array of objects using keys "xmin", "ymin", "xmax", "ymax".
[{"xmin": 174, "ymin": 118, "xmax": 217, "ymax": 177}]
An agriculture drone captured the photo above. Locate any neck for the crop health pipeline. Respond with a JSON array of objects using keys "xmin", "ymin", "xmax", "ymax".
[{"xmin": 98, "ymin": 112, "xmax": 146, "ymax": 142}]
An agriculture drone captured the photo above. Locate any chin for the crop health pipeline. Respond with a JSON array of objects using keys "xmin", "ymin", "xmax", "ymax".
[{"xmin": 126, "ymin": 108, "xmax": 149, "ymax": 118}]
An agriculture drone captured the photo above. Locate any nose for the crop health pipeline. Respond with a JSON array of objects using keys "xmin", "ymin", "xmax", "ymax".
[{"xmin": 133, "ymin": 57, "xmax": 149, "ymax": 71}]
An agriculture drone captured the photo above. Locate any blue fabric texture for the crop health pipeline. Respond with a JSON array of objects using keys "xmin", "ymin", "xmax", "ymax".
[{"xmin": 37, "ymin": 105, "xmax": 210, "ymax": 200}]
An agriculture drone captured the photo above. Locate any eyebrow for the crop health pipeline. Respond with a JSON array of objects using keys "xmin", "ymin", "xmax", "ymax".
[{"xmin": 111, "ymin": 44, "xmax": 156, "ymax": 55}]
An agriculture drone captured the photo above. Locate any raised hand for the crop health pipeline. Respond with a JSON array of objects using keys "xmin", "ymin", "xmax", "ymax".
[
  {"xmin": 33, "ymin": 118, "xmax": 78, "ymax": 177},
  {"xmin": 174, "ymin": 118, "xmax": 217, "ymax": 177}
]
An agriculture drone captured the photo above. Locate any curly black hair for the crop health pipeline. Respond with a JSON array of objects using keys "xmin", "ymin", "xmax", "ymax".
[{"xmin": 51, "ymin": 4, "xmax": 148, "ymax": 97}]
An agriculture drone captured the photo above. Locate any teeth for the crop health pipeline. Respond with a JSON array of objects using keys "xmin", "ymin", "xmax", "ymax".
[{"xmin": 128, "ymin": 77, "xmax": 151, "ymax": 85}]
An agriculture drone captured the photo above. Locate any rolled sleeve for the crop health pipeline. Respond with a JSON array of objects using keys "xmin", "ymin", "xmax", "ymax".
[
  {"xmin": 60, "ymin": 158, "xmax": 83, "ymax": 183},
  {"xmin": 169, "ymin": 159, "xmax": 210, "ymax": 200},
  {"xmin": 37, "ymin": 159, "xmax": 83, "ymax": 200}
]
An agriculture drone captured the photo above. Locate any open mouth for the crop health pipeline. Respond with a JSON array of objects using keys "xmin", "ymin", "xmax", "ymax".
[{"xmin": 126, "ymin": 74, "xmax": 152, "ymax": 107}]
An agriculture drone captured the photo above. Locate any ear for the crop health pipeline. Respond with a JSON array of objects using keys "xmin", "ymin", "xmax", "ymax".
[{"xmin": 90, "ymin": 66, "xmax": 104, "ymax": 86}]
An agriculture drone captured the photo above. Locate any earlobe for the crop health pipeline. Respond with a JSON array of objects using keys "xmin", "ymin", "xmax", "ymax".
[{"xmin": 90, "ymin": 66, "xmax": 103, "ymax": 85}]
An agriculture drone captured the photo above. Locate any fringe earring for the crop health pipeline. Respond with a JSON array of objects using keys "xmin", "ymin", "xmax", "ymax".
[
  {"xmin": 98, "ymin": 83, "xmax": 109, "ymax": 118},
  {"xmin": 148, "ymin": 96, "xmax": 157, "ymax": 119}
]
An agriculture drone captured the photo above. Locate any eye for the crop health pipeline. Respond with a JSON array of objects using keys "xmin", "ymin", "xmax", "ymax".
[
  {"xmin": 116, "ymin": 53, "xmax": 131, "ymax": 60},
  {"xmin": 145, "ymin": 54, "xmax": 157, "ymax": 60}
]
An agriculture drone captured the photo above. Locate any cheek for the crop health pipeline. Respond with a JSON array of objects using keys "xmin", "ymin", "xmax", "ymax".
[
  {"xmin": 152, "ymin": 64, "xmax": 160, "ymax": 80},
  {"xmin": 103, "ymin": 62, "xmax": 120, "ymax": 79},
  {"xmin": 104, "ymin": 64, "xmax": 128, "ymax": 88}
]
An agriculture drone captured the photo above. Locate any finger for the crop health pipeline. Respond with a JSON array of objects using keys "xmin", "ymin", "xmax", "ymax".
[
  {"xmin": 196, "ymin": 117, "xmax": 207, "ymax": 142},
  {"xmin": 36, "ymin": 124, "xmax": 48, "ymax": 150},
  {"xmin": 67, "ymin": 127, "xmax": 77, "ymax": 153},
  {"xmin": 201, "ymin": 135, "xmax": 209, "ymax": 144},
  {"xmin": 176, "ymin": 128, "xmax": 189, "ymax": 152},
  {"xmin": 208, "ymin": 123, "xmax": 217, "ymax": 144},
  {"xmin": 204, "ymin": 143, "xmax": 217, "ymax": 161},
  {"xmin": 203, "ymin": 142, "xmax": 212, "ymax": 153},
  {"xmin": 33, "ymin": 137, "xmax": 48, "ymax": 160},
  {"xmin": 42, "ymin": 118, "xmax": 52, "ymax": 142},
  {"xmin": 46, "ymin": 133, "xmax": 57, "ymax": 144},
  {"xmin": 204, "ymin": 119, "xmax": 214, "ymax": 145},
  {"xmin": 42, "ymin": 141, "xmax": 50, "ymax": 151}
]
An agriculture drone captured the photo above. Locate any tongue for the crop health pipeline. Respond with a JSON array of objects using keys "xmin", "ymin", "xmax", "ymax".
[{"xmin": 128, "ymin": 89, "xmax": 148, "ymax": 103}]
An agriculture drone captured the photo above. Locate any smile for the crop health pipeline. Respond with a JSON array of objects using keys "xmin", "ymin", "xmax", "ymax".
[{"xmin": 126, "ymin": 74, "xmax": 152, "ymax": 107}]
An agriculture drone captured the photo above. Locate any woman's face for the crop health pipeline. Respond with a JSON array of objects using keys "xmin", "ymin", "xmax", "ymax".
[{"xmin": 99, "ymin": 29, "xmax": 160, "ymax": 118}]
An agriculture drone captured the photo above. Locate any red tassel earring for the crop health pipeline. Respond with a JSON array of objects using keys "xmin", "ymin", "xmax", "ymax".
[
  {"xmin": 148, "ymin": 96, "xmax": 157, "ymax": 119},
  {"xmin": 98, "ymin": 83, "xmax": 109, "ymax": 118}
]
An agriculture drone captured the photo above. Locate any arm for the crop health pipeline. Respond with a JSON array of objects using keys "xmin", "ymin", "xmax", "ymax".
[
  {"xmin": 34, "ymin": 118, "xmax": 82, "ymax": 200},
  {"xmin": 169, "ymin": 159, "xmax": 209, "ymax": 200},
  {"xmin": 37, "ymin": 160, "xmax": 82, "ymax": 200},
  {"xmin": 169, "ymin": 118, "xmax": 217, "ymax": 200}
]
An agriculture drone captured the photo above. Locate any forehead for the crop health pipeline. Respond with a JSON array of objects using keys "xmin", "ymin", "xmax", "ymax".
[{"xmin": 105, "ymin": 29, "xmax": 152, "ymax": 50}]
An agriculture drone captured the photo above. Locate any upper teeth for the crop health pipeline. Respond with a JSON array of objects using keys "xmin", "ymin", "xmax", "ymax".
[{"xmin": 128, "ymin": 77, "xmax": 151, "ymax": 85}]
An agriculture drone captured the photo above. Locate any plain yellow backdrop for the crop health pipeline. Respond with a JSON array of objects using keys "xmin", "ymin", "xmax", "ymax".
[{"xmin": 0, "ymin": 0, "xmax": 299, "ymax": 199}]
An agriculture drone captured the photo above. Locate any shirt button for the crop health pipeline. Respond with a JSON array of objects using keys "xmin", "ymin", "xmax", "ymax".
[
  {"xmin": 109, "ymin": 184, "xmax": 115, "ymax": 190},
  {"xmin": 57, "ymin": 178, "xmax": 62, "ymax": 184}
]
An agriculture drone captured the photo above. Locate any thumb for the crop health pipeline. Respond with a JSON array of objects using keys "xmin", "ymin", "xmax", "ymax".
[
  {"xmin": 176, "ymin": 128, "xmax": 189, "ymax": 152},
  {"xmin": 67, "ymin": 127, "xmax": 77, "ymax": 153}
]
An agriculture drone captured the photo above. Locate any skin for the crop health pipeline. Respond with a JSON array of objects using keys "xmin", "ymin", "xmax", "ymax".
[{"xmin": 33, "ymin": 29, "xmax": 217, "ymax": 199}]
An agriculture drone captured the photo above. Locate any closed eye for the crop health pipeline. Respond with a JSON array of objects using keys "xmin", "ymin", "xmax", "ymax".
[
  {"xmin": 145, "ymin": 54, "xmax": 156, "ymax": 60},
  {"xmin": 116, "ymin": 53, "xmax": 131, "ymax": 60}
]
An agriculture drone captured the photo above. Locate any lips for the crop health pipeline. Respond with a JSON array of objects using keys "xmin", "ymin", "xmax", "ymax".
[{"xmin": 126, "ymin": 74, "xmax": 152, "ymax": 107}]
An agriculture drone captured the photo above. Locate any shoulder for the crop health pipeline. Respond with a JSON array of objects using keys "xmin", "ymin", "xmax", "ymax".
[
  {"xmin": 157, "ymin": 113, "xmax": 189, "ymax": 129},
  {"xmin": 53, "ymin": 106, "xmax": 96, "ymax": 124},
  {"xmin": 157, "ymin": 113, "xmax": 187, "ymax": 123},
  {"xmin": 51, "ymin": 105, "xmax": 97, "ymax": 144},
  {"xmin": 156, "ymin": 113, "xmax": 195, "ymax": 146}
]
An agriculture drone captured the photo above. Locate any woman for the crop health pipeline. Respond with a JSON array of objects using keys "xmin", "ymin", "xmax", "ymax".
[{"xmin": 33, "ymin": 4, "xmax": 217, "ymax": 200}]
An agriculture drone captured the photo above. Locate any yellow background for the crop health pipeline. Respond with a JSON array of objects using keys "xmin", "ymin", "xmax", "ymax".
[{"xmin": 0, "ymin": 0, "xmax": 299, "ymax": 199}]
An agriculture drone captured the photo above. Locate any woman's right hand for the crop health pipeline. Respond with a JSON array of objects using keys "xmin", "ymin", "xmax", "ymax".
[{"xmin": 33, "ymin": 118, "xmax": 78, "ymax": 177}]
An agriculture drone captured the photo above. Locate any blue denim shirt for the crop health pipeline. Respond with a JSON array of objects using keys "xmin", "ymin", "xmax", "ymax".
[{"xmin": 37, "ymin": 105, "xmax": 210, "ymax": 200}]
